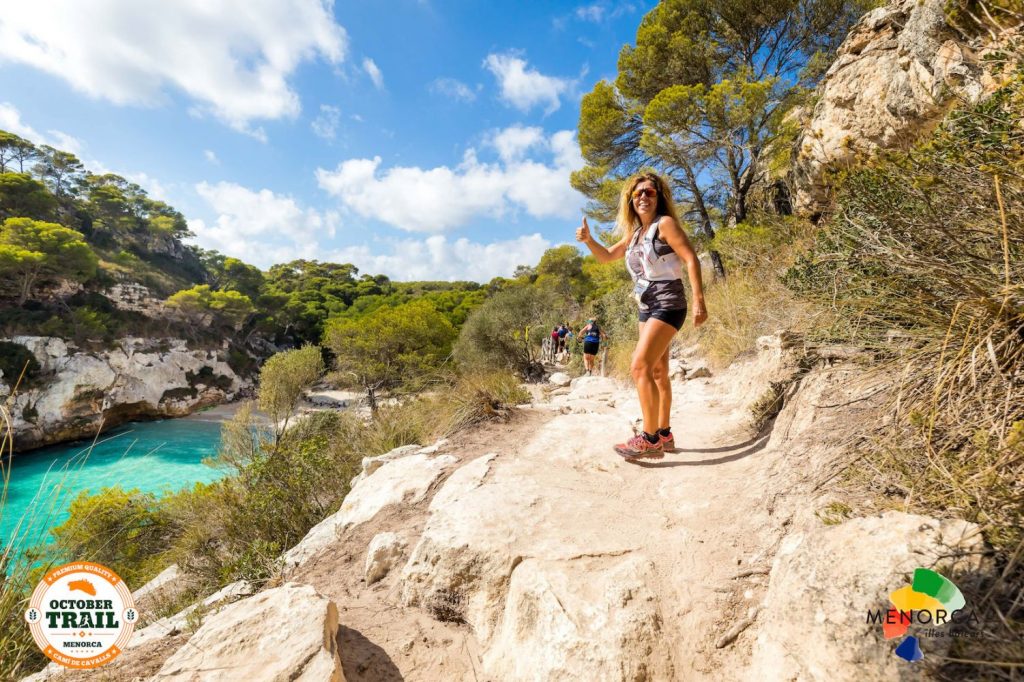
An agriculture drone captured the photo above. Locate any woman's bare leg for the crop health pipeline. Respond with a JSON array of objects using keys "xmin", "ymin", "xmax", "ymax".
[
  {"xmin": 632, "ymin": 319, "xmax": 678, "ymax": 435},
  {"xmin": 653, "ymin": 343, "xmax": 672, "ymax": 429}
]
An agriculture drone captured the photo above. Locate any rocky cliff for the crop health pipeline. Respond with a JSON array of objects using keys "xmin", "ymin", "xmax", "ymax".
[
  {"xmin": 23, "ymin": 336, "xmax": 987, "ymax": 681},
  {"xmin": 0, "ymin": 336, "xmax": 247, "ymax": 452},
  {"xmin": 791, "ymin": 0, "xmax": 1020, "ymax": 216}
]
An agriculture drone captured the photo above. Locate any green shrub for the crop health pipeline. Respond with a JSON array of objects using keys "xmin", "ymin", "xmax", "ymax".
[
  {"xmin": 455, "ymin": 284, "xmax": 577, "ymax": 378},
  {"xmin": 0, "ymin": 341, "xmax": 39, "ymax": 389},
  {"xmin": 51, "ymin": 486, "xmax": 179, "ymax": 588}
]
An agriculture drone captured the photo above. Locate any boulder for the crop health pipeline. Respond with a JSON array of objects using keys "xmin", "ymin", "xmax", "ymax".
[
  {"xmin": 365, "ymin": 532, "xmax": 408, "ymax": 584},
  {"xmin": 283, "ymin": 452, "xmax": 457, "ymax": 569},
  {"xmin": 398, "ymin": 448, "xmax": 674, "ymax": 679},
  {"xmin": 132, "ymin": 563, "xmax": 181, "ymax": 602},
  {"xmin": 128, "ymin": 580, "xmax": 254, "ymax": 651},
  {"xmin": 791, "ymin": 0, "xmax": 1016, "ymax": 215},
  {"xmin": 747, "ymin": 511, "xmax": 986, "ymax": 681},
  {"xmin": 482, "ymin": 555, "xmax": 673, "ymax": 680},
  {"xmin": 548, "ymin": 372, "xmax": 572, "ymax": 387},
  {"xmin": 152, "ymin": 583, "xmax": 344, "ymax": 681}
]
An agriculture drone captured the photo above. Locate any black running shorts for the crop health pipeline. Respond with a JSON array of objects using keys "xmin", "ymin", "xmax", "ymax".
[
  {"xmin": 638, "ymin": 307, "xmax": 687, "ymax": 331},
  {"xmin": 583, "ymin": 340, "xmax": 599, "ymax": 355}
]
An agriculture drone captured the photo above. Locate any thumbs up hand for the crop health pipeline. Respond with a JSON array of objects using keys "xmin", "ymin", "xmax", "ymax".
[{"xmin": 575, "ymin": 216, "xmax": 591, "ymax": 243}]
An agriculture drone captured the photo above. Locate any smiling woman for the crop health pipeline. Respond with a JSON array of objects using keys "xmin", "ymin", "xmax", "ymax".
[{"xmin": 576, "ymin": 172, "xmax": 708, "ymax": 460}]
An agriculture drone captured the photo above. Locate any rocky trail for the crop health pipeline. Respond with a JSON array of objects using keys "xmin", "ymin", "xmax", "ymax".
[{"xmin": 26, "ymin": 337, "xmax": 987, "ymax": 681}]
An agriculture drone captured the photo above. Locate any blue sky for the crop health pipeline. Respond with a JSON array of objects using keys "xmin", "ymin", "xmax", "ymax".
[{"xmin": 0, "ymin": 0, "xmax": 649, "ymax": 282}]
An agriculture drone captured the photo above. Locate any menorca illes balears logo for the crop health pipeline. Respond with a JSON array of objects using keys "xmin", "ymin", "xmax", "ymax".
[{"xmin": 866, "ymin": 567, "xmax": 978, "ymax": 662}]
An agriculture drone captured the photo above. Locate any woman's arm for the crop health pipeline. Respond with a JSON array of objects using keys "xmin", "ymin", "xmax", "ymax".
[
  {"xmin": 576, "ymin": 217, "xmax": 628, "ymax": 263},
  {"xmin": 656, "ymin": 216, "xmax": 708, "ymax": 327}
]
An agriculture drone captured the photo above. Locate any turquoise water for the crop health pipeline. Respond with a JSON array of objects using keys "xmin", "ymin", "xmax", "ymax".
[{"xmin": 1, "ymin": 416, "xmax": 227, "ymax": 555}]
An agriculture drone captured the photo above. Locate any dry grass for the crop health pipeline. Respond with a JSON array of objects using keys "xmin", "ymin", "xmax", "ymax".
[
  {"xmin": 1, "ymin": 365, "xmax": 54, "ymax": 678},
  {"xmin": 789, "ymin": 75, "xmax": 1024, "ymax": 678},
  {"xmin": 677, "ymin": 216, "xmax": 821, "ymax": 369}
]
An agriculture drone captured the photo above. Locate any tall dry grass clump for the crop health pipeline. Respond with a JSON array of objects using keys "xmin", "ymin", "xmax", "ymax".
[
  {"xmin": 680, "ymin": 215, "xmax": 819, "ymax": 368},
  {"xmin": 787, "ymin": 73, "xmax": 1024, "ymax": 678}
]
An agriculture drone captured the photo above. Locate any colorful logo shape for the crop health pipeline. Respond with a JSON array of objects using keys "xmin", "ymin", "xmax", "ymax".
[{"xmin": 880, "ymin": 568, "xmax": 964, "ymax": 662}]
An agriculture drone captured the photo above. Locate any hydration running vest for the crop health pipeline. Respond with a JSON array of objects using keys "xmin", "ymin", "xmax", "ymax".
[{"xmin": 625, "ymin": 216, "xmax": 684, "ymax": 283}]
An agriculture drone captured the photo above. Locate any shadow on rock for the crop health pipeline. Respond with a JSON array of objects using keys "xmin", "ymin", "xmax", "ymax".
[
  {"xmin": 628, "ymin": 433, "xmax": 770, "ymax": 468},
  {"xmin": 337, "ymin": 625, "xmax": 404, "ymax": 682}
]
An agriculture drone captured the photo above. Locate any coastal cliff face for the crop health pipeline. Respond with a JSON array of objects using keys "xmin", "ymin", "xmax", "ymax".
[
  {"xmin": 0, "ymin": 336, "xmax": 247, "ymax": 452},
  {"xmin": 791, "ymin": 0, "xmax": 1019, "ymax": 215}
]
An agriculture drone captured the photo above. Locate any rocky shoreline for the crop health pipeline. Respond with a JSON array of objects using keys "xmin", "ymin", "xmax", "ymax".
[{"xmin": 0, "ymin": 336, "xmax": 252, "ymax": 454}]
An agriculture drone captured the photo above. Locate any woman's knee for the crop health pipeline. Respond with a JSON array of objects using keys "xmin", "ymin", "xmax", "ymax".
[{"xmin": 630, "ymin": 354, "xmax": 654, "ymax": 379}]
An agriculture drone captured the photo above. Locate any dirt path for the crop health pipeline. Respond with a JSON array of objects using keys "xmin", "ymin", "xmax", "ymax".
[{"xmin": 290, "ymin": 349, "xmax": 796, "ymax": 680}]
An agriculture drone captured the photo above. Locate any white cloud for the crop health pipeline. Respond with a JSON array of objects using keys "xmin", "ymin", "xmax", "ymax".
[
  {"xmin": 311, "ymin": 104, "xmax": 341, "ymax": 140},
  {"xmin": 315, "ymin": 127, "xmax": 585, "ymax": 233},
  {"xmin": 576, "ymin": 4, "xmax": 606, "ymax": 21},
  {"xmin": 490, "ymin": 125, "xmax": 544, "ymax": 163},
  {"xmin": 429, "ymin": 77, "xmax": 476, "ymax": 103},
  {"xmin": 203, "ymin": 149, "xmax": 220, "ymax": 165},
  {"xmin": 326, "ymin": 233, "xmax": 552, "ymax": 282},
  {"xmin": 0, "ymin": 102, "xmax": 81, "ymax": 155},
  {"xmin": 362, "ymin": 58, "xmax": 384, "ymax": 90},
  {"xmin": 124, "ymin": 172, "xmax": 170, "ymax": 201},
  {"xmin": 189, "ymin": 181, "xmax": 339, "ymax": 267},
  {"xmin": 0, "ymin": 102, "xmax": 40, "ymax": 140},
  {"xmin": 0, "ymin": 1, "xmax": 347, "ymax": 135},
  {"xmin": 483, "ymin": 53, "xmax": 572, "ymax": 114}
]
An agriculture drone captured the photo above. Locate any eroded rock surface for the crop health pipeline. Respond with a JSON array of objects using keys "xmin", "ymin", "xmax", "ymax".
[
  {"xmin": 791, "ymin": 0, "xmax": 1017, "ymax": 215},
  {"xmin": 152, "ymin": 583, "xmax": 344, "ymax": 681},
  {"xmin": 1, "ymin": 336, "xmax": 244, "ymax": 451}
]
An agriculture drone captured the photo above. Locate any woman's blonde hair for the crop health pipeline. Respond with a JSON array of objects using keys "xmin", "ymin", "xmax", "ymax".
[{"xmin": 614, "ymin": 172, "xmax": 682, "ymax": 241}]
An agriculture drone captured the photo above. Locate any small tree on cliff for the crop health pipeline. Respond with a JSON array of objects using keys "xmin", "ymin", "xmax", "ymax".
[
  {"xmin": 0, "ymin": 217, "xmax": 97, "ymax": 304},
  {"xmin": 257, "ymin": 345, "xmax": 325, "ymax": 444},
  {"xmin": 324, "ymin": 300, "xmax": 456, "ymax": 411},
  {"xmin": 166, "ymin": 284, "xmax": 255, "ymax": 333}
]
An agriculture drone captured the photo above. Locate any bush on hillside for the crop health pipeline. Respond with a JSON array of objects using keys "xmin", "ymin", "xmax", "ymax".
[
  {"xmin": 0, "ymin": 340, "xmax": 40, "ymax": 389},
  {"xmin": 50, "ymin": 487, "xmax": 178, "ymax": 588},
  {"xmin": 455, "ymin": 284, "xmax": 578, "ymax": 379},
  {"xmin": 786, "ymin": 73, "xmax": 1024, "ymax": 674}
]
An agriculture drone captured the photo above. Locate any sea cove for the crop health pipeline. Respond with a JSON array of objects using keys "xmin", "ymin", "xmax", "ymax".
[{"xmin": 2, "ymin": 412, "xmax": 228, "ymax": 554}]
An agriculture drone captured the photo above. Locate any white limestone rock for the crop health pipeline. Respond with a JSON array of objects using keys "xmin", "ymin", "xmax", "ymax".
[
  {"xmin": 548, "ymin": 372, "xmax": 572, "ymax": 387},
  {"xmin": 3, "ymin": 336, "xmax": 245, "ymax": 450},
  {"xmin": 746, "ymin": 512, "xmax": 986, "ymax": 681},
  {"xmin": 283, "ymin": 452, "xmax": 457, "ymax": 569},
  {"xmin": 152, "ymin": 582, "xmax": 344, "ymax": 681},
  {"xmin": 791, "ymin": 0, "xmax": 1017, "ymax": 215},
  {"xmin": 365, "ymin": 532, "xmax": 409, "ymax": 584}
]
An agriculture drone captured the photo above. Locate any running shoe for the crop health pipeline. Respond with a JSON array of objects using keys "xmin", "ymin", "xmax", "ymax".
[
  {"xmin": 659, "ymin": 431, "xmax": 676, "ymax": 451},
  {"xmin": 614, "ymin": 433, "xmax": 664, "ymax": 459}
]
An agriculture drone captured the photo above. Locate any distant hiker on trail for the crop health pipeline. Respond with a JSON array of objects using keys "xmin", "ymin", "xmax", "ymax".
[
  {"xmin": 575, "ymin": 172, "xmax": 707, "ymax": 460},
  {"xmin": 579, "ymin": 318, "xmax": 605, "ymax": 376},
  {"xmin": 557, "ymin": 324, "xmax": 569, "ymax": 353}
]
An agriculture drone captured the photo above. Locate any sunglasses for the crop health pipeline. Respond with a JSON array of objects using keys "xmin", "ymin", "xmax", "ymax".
[{"xmin": 632, "ymin": 187, "xmax": 657, "ymax": 200}]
